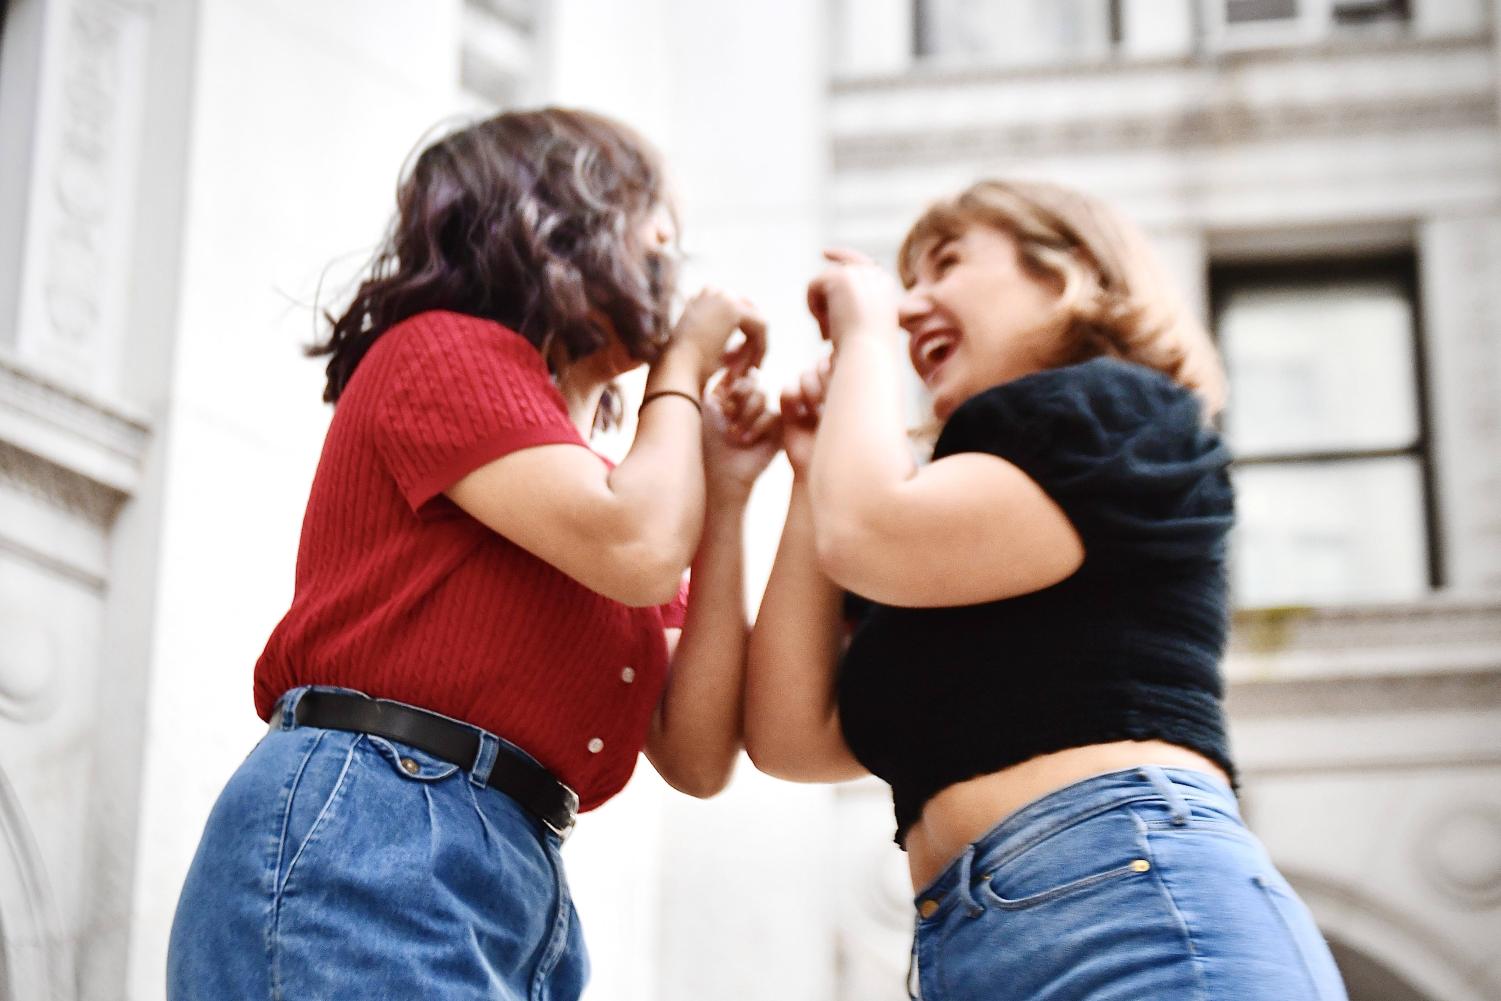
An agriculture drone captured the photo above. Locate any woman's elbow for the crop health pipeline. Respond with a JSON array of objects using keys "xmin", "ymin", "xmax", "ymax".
[
  {"xmin": 744, "ymin": 729, "xmax": 816, "ymax": 783},
  {"xmin": 811, "ymin": 516, "xmax": 882, "ymax": 595},
  {"xmin": 599, "ymin": 542, "xmax": 689, "ymax": 607},
  {"xmin": 662, "ymin": 753, "xmax": 736, "ymax": 799}
]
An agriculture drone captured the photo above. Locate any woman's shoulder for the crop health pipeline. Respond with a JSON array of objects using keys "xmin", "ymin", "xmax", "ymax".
[
  {"xmin": 361, "ymin": 310, "xmax": 548, "ymax": 382},
  {"xmin": 380, "ymin": 310, "xmax": 536, "ymax": 355},
  {"xmin": 937, "ymin": 358, "xmax": 1206, "ymax": 456},
  {"xmin": 967, "ymin": 356, "xmax": 1195, "ymax": 417}
]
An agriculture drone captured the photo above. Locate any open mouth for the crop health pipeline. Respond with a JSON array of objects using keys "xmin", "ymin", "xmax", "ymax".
[{"xmin": 911, "ymin": 330, "xmax": 959, "ymax": 383}]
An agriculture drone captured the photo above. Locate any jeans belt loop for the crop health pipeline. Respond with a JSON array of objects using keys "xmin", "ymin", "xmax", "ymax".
[
  {"xmin": 957, "ymin": 844, "xmax": 983, "ymax": 917},
  {"xmin": 1140, "ymin": 765, "xmax": 1191, "ymax": 826},
  {"xmin": 469, "ymin": 733, "xmax": 499, "ymax": 789}
]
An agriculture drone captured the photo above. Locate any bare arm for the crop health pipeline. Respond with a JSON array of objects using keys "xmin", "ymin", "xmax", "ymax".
[
  {"xmin": 807, "ymin": 257, "xmax": 1083, "ymax": 607},
  {"xmin": 743, "ymin": 477, "xmax": 868, "ymax": 782},
  {"xmin": 447, "ymin": 293, "xmax": 766, "ymax": 607},
  {"xmin": 646, "ymin": 377, "xmax": 780, "ymax": 797},
  {"xmin": 742, "ymin": 358, "xmax": 867, "ymax": 782}
]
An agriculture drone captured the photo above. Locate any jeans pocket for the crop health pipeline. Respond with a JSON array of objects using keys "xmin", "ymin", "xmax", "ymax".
[
  {"xmin": 276, "ymin": 732, "xmax": 360, "ymax": 896},
  {"xmin": 1255, "ymin": 874, "xmax": 1350, "ymax": 1001},
  {"xmin": 362, "ymin": 735, "xmax": 462, "ymax": 783},
  {"xmin": 977, "ymin": 806, "xmax": 1152, "ymax": 910}
]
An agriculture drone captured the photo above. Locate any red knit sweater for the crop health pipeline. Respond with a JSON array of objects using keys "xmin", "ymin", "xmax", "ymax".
[{"xmin": 254, "ymin": 310, "xmax": 687, "ymax": 810}]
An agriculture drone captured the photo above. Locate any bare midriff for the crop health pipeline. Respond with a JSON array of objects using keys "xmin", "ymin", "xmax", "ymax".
[{"xmin": 905, "ymin": 740, "xmax": 1231, "ymax": 891}]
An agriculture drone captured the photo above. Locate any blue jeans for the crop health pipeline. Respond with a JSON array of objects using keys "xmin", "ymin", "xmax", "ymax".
[
  {"xmin": 910, "ymin": 766, "xmax": 1348, "ymax": 1001},
  {"xmin": 167, "ymin": 687, "xmax": 588, "ymax": 1001}
]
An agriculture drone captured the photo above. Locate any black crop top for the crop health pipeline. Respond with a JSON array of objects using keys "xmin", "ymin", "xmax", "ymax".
[{"xmin": 835, "ymin": 358, "xmax": 1237, "ymax": 846}]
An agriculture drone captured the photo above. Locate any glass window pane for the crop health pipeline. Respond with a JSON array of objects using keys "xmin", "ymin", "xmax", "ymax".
[
  {"xmin": 1230, "ymin": 457, "xmax": 1428, "ymax": 607},
  {"xmin": 1220, "ymin": 276, "xmax": 1419, "ymax": 456},
  {"xmin": 916, "ymin": 0, "xmax": 1110, "ymax": 63},
  {"xmin": 1226, "ymin": 0, "xmax": 1298, "ymax": 22}
]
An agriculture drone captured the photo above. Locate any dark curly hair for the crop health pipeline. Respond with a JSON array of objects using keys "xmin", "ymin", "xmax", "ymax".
[{"xmin": 311, "ymin": 107, "xmax": 679, "ymax": 429}]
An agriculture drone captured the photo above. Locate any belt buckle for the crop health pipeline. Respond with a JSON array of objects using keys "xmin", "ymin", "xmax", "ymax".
[{"xmin": 545, "ymin": 784, "xmax": 581, "ymax": 842}]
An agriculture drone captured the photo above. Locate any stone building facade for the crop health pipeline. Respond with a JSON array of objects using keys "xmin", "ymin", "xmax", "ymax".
[{"xmin": 0, "ymin": 1, "xmax": 1497, "ymax": 999}]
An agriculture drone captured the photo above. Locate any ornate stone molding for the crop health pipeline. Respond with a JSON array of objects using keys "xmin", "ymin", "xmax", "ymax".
[
  {"xmin": 1289, "ymin": 867, "xmax": 1500, "ymax": 1001},
  {"xmin": 1227, "ymin": 597, "xmax": 1501, "ymax": 682},
  {"xmin": 0, "ymin": 768, "xmax": 72, "ymax": 1000},
  {"xmin": 831, "ymin": 30, "xmax": 1490, "ymax": 93},
  {"xmin": 20, "ymin": 0, "xmax": 154, "ymax": 386},
  {"xmin": 1418, "ymin": 803, "xmax": 1501, "ymax": 909},
  {"xmin": 1226, "ymin": 668, "xmax": 1501, "ymax": 720},
  {"xmin": 832, "ymin": 93, "xmax": 1498, "ymax": 170},
  {"xmin": 0, "ymin": 606, "xmax": 62, "ymax": 726},
  {"xmin": 0, "ymin": 348, "xmax": 149, "ymax": 506}
]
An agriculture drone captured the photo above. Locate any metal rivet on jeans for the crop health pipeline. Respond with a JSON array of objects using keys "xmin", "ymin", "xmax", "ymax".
[
  {"xmin": 1131, "ymin": 859, "xmax": 1151, "ymax": 873},
  {"xmin": 918, "ymin": 899, "xmax": 940, "ymax": 918},
  {"xmin": 399, "ymin": 757, "xmax": 420, "ymax": 775}
]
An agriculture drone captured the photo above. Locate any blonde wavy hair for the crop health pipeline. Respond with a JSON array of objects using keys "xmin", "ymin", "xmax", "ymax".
[{"xmin": 897, "ymin": 179, "xmax": 1226, "ymax": 416}]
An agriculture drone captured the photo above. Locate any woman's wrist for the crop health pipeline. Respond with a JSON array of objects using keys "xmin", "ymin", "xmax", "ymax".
[
  {"xmin": 650, "ymin": 340, "xmax": 712, "ymax": 394},
  {"xmin": 831, "ymin": 320, "xmax": 894, "ymax": 353},
  {"xmin": 706, "ymin": 483, "xmax": 752, "ymax": 513}
]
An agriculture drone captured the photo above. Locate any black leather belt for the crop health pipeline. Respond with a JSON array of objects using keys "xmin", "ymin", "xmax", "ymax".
[{"xmin": 270, "ymin": 689, "xmax": 578, "ymax": 839}]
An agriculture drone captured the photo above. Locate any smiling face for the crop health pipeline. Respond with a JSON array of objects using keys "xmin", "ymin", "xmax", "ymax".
[{"xmin": 899, "ymin": 224, "xmax": 1067, "ymax": 421}]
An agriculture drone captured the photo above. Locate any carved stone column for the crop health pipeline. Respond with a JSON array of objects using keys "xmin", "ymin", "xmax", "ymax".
[
  {"xmin": 0, "ymin": 351, "xmax": 148, "ymax": 1001},
  {"xmin": 14, "ymin": 0, "xmax": 154, "ymax": 398}
]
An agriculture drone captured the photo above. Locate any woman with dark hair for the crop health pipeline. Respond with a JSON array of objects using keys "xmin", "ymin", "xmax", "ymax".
[
  {"xmin": 744, "ymin": 179, "xmax": 1347, "ymax": 1000},
  {"xmin": 167, "ymin": 108, "xmax": 777, "ymax": 1000}
]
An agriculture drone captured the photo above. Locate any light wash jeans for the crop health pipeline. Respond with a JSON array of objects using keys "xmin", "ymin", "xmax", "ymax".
[
  {"xmin": 909, "ymin": 766, "xmax": 1348, "ymax": 1001},
  {"xmin": 167, "ymin": 686, "xmax": 588, "ymax": 1001}
]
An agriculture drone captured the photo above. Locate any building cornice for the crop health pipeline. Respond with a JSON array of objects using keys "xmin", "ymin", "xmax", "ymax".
[
  {"xmin": 1227, "ymin": 596, "xmax": 1501, "ymax": 686},
  {"xmin": 833, "ymin": 91, "xmax": 1498, "ymax": 170},
  {"xmin": 0, "ymin": 349, "xmax": 150, "ymax": 508},
  {"xmin": 832, "ymin": 31, "xmax": 1492, "ymax": 94}
]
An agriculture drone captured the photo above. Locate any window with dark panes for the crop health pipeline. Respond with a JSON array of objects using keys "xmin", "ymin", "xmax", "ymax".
[
  {"xmin": 913, "ymin": 0, "xmax": 1114, "ymax": 62},
  {"xmin": 1225, "ymin": 0, "xmax": 1298, "ymax": 23},
  {"xmin": 1332, "ymin": 0, "xmax": 1409, "ymax": 26},
  {"xmin": 1212, "ymin": 256, "xmax": 1437, "ymax": 608}
]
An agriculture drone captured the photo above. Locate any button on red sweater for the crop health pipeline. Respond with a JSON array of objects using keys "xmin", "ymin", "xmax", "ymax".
[{"xmin": 255, "ymin": 310, "xmax": 687, "ymax": 810}]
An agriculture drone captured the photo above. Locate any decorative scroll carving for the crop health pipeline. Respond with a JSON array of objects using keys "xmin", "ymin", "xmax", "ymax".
[
  {"xmin": 43, "ymin": 2, "xmax": 126, "ymax": 357},
  {"xmin": 1419, "ymin": 804, "xmax": 1501, "ymax": 908},
  {"xmin": 0, "ymin": 768, "xmax": 71, "ymax": 999},
  {"xmin": 0, "ymin": 612, "xmax": 61, "ymax": 724}
]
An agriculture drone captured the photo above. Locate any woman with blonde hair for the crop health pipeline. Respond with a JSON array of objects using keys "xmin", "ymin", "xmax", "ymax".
[{"xmin": 745, "ymin": 179, "xmax": 1347, "ymax": 1000}]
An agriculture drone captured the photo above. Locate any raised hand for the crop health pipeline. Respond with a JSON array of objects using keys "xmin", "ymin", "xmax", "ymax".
[
  {"xmin": 806, "ymin": 249, "xmax": 902, "ymax": 349},
  {"xmin": 704, "ymin": 371, "xmax": 781, "ymax": 505},
  {"xmin": 672, "ymin": 288, "xmax": 768, "ymax": 385},
  {"xmin": 779, "ymin": 353, "xmax": 833, "ymax": 480}
]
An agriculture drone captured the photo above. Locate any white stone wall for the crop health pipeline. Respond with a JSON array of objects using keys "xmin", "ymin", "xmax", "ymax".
[
  {"xmin": 2, "ymin": 1, "xmax": 1500, "ymax": 999},
  {"xmin": 116, "ymin": 4, "xmax": 466, "ymax": 998},
  {"xmin": 541, "ymin": 3, "xmax": 844, "ymax": 999}
]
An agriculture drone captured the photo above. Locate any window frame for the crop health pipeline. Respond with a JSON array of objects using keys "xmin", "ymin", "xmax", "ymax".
[{"xmin": 1209, "ymin": 252, "xmax": 1445, "ymax": 596}]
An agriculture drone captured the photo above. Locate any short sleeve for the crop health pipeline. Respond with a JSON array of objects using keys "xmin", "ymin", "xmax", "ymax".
[
  {"xmin": 658, "ymin": 575, "xmax": 691, "ymax": 630},
  {"xmin": 932, "ymin": 358, "xmax": 1234, "ymax": 562},
  {"xmin": 370, "ymin": 312, "xmax": 585, "ymax": 514}
]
